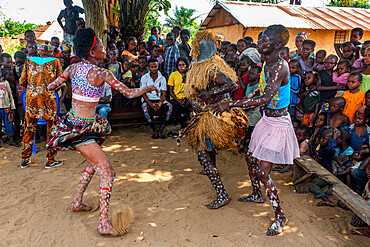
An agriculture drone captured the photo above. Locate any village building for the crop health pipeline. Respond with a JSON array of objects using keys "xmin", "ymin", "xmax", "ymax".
[{"xmin": 200, "ymin": 1, "xmax": 370, "ymax": 54}]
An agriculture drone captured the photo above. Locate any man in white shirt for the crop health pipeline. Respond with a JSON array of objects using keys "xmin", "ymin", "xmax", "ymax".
[
  {"xmin": 96, "ymin": 82, "xmax": 112, "ymax": 119},
  {"xmin": 140, "ymin": 57, "xmax": 173, "ymax": 139}
]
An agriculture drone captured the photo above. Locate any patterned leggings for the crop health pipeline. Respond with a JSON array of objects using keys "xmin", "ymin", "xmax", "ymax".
[
  {"xmin": 142, "ymin": 100, "xmax": 173, "ymax": 130},
  {"xmin": 21, "ymin": 117, "xmax": 57, "ymax": 162}
]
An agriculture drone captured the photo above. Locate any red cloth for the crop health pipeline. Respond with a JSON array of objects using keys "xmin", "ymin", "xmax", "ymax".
[{"xmin": 233, "ymin": 73, "xmax": 250, "ymax": 100}]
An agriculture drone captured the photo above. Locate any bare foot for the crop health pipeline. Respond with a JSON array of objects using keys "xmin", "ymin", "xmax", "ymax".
[
  {"xmin": 238, "ymin": 194, "xmax": 265, "ymax": 203},
  {"xmin": 266, "ymin": 214, "xmax": 288, "ymax": 236},
  {"xmin": 97, "ymin": 221, "xmax": 115, "ymax": 236},
  {"xmin": 69, "ymin": 202, "xmax": 92, "ymax": 212},
  {"xmin": 205, "ymin": 194, "xmax": 231, "ymax": 209}
]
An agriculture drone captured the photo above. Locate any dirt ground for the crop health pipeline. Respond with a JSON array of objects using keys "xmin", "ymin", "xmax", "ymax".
[{"xmin": 0, "ymin": 126, "xmax": 368, "ymax": 247}]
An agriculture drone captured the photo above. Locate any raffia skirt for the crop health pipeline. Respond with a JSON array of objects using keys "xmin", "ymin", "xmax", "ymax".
[
  {"xmin": 249, "ymin": 113, "xmax": 299, "ymax": 165},
  {"xmin": 47, "ymin": 111, "xmax": 111, "ymax": 151}
]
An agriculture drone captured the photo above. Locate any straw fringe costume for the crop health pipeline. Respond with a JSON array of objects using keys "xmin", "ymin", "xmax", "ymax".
[{"xmin": 180, "ymin": 31, "xmax": 248, "ymax": 209}]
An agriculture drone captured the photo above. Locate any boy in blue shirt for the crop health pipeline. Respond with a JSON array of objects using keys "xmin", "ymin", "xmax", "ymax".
[{"xmin": 288, "ymin": 59, "xmax": 301, "ymax": 116}]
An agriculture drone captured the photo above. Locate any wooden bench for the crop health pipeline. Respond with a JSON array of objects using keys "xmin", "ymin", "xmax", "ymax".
[
  {"xmin": 293, "ymin": 156, "xmax": 370, "ymax": 225},
  {"xmin": 107, "ymin": 105, "xmax": 164, "ymax": 127}
]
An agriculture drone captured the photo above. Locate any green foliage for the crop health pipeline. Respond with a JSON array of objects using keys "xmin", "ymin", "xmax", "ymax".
[
  {"xmin": 0, "ymin": 19, "xmax": 42, "ymax": 37},
  {"xmin": 328, "ymin": 0, "xmax": 370, "ymax": 8},
  {"xmin": 145, "ymin": 0, "xmax": 171, "ymax": 39},
  {"xmin": 210, "ymin": 0, "xmax": 285, "ymax": 3},
  {"xmin": 165, "ymin": 6, "xmax": 201, "ymax": 28}
]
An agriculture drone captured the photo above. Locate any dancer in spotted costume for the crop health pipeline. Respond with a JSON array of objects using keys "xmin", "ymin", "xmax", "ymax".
[
  {"xmin": 47, "ymin": 28, "xmax": 157, "ymax": 236},
  {"xmin": 181, "ymin": 31, "xmax": 248, "ymax": 209},
  {"xmin": 212, "ymin": 25, "xmax": 300, "ymax": 236}
]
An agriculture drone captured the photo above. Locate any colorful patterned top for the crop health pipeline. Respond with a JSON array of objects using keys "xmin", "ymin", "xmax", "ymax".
[
  {"xmin": 20, "ymin": 57, "xmax": 62, "ymax": 121},
  {"xmin": 71, "ymin": 62, "xmax": 104, "ymax": 102},
  {"xmin": 259, "ymin": 62, "xmax": 290, "ymax": 109}
]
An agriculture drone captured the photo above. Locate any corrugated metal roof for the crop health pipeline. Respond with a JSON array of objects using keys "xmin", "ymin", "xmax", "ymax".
[{"xmin": 200, "ymin": 1, "xmax": 370, "ymax": 31}]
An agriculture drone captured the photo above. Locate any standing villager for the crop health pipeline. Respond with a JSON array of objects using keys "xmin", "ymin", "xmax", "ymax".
[
  {"xmin": 20, "ymin": 44, "xmax": 64, "ymax": 169},
  {"xmin": 180, "ymin": 31, "xmax": 248, "ymax": 209},
  {"xmin": 47, "ymin": 28, "xmax": 157, "ymax": 236},
  {"xmin": 212, "ymin": 25, "xmax": 300, "ymax": 236}
]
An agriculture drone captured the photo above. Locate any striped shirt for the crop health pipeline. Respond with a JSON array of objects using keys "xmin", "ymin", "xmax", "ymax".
[{"xmin": 163, "ymin": 44, "xmax": 180, "ymax": 79}]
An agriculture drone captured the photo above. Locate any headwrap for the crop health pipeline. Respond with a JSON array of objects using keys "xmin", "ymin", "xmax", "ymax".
[
  {"xmin": 241, "ymin": 48, "xmax": 261, "ymax": 65},
  {"xmin": 148, "ymin": 35, "xmax": 157, "ymax": 42},
  {"xmin": 296, "ymin": 32, "xmax": 310, "ymax": 40},
  {"xmin": 60, "ymin": 42, "xmax": 72, "ymax": 52},
  {"xmin": 36, "ymin": 44, "xmax": 55, "ymax": 57}
]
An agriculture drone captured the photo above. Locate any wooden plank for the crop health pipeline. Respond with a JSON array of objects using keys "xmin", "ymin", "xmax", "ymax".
[
  {"xmin": 333, "ymin": 187, "xmax": 370, "ymax": 225},
  {"xmin": 293, "ymin": 172, "xmax": 313, "ymax": 186},
  {"xmin": 295, "ymin": 156, "xmax": 370, "ymax": 225}
]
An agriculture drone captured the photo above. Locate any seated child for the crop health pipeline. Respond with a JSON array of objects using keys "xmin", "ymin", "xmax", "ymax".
[
  {"xmin": 348, "ymin": 110, "xmax": 370, "ymax": 152},
  {"xmin": 0, "ymin": 69, "xmax": 17, "ymax": 146},
  {"xmin": 332, "ymin": 59, "xmax": 351, "ymax": 85},
  {"xmin": 309, "ymin": 112, "xmax": 328, "ymax": 156},
  {"xmin": 301, "ymin": 71, "xmax": 320, "ymax": 127},
  {"xmin": 233, "ymin": 56, "xmax": 251, "ymax": 100},
  {"xmin": 96, "ymin": 82, "xmax": 112, "ymax": 120},
  {"xmin": 348, "ymin": 160, "xmax": 370, "ymax": 238},
  {"xmin": 296, "ymin": 124, "xmax": 312, "ymax": 156},
  {"xmin": 280, "ymin": 46, "xmax": 289, "ymax": 62},
  {"xmin": 298, "ymin": 40, "xmax": 317, "ymax": 74},
  {"xmin": 314, "ymin": 50, "xmax": 326, "ymax": 72},
  {"xmin": 328, "ymin": 97, "xmax": 349, "ymax": 130},
  {"xmin": 310, "ymin": 128, "xmax": 338, "ymax": 206},
  {"xmin": 132, "ymin": 55, "xmax": 149, "ymax": 88},
  {"xmin": 336, "ymin": 72, "xmax": 365, "ymax": 123},
  {"xmin": 351, "ymin": 145, "xmax": 370, "ymax": 194},
  {"xmin": 332, "ymin": 130, "xmax": 354, "ymax": 186},
  {"xmin": 352, "ymin": 40, "xmax": 370, "ymax": 69},
  {"xmin": 288, "ymin": 59, "xmax": 301, "ymax": 116},
  {"xmin": 122, "ymin": 58, "xmax": 133, "ymax": 86},
  {"xmin": 138, "ymin": 41, "xmax": 149, "ymax": 56}
]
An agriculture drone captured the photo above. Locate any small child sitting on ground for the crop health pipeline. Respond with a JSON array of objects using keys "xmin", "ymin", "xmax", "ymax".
[
  {"xmin": 107, "ymin": 48, "xmax": 123, "ymax": 80},
  {"xmin": 333, "ymin": 59, "xmax": 351, "ymax": 86},
  {"xmin": 314, "ymin": 50, "xmax": 326, "ymax": 72},
  {"xmin": 296, "ymin": 124, "xmax": 313, "ymax": 157},
  {"xmin": 311, "ymin": 128, "xmax": 338, "ymax": 207},
  {"xmin": 336, "ymin": 72, "xmax": 365, "ymax": 123},
  {"xmin": 332, "ymin": 130, "xmax": 354, "ymax": 186}
]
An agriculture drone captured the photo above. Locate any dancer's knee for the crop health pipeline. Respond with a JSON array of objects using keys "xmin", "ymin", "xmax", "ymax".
[{"xmin": 257, "ymin": 170, "xmax": 269, "ymax": 184}]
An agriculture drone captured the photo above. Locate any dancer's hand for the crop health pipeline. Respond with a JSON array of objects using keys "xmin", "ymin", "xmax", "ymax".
[
  {"xmin": 147, "ymin": 86, "xmax": 159, "ymax": 96},
  {"xmin": 198, "ymin": 91, "xmax": 212, "ymax": 102},
  {"xmin": 211, "ymin": 102, "xmax": 231, "ymax": 116}
]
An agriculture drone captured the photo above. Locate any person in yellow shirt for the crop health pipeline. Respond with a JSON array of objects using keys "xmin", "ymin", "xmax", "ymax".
[{"xmin": 168, "ymin": 58, "xmax": 191, "ymax": 136}]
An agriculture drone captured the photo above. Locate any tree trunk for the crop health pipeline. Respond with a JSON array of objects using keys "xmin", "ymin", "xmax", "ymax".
[
  {"xmin": 118, "ymin": 0, "xmax": 151, "ymax": 42},
  {"xmin": 105, "ymin": 0, "xmax": 120, "ymax": 27},
  {"xmin": 82, "ymin": 0, "xmax": 108, "ymax": 46}
]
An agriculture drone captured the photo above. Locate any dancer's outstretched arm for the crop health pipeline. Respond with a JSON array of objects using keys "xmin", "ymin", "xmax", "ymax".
[{"xmin": 102, "ymin": 69, "xmax": 158, "ymax": 98}]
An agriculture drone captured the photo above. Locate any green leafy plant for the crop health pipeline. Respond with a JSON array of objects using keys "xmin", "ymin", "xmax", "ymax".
[{"xmin": 0, "ymin": 19, "xmax": 42, "ymax": 37}]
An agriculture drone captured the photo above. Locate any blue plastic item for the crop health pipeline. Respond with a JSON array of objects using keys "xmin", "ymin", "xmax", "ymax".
[{"xmin": 22, "ymin": 91, "xmax": 60, "ymax": 154}]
